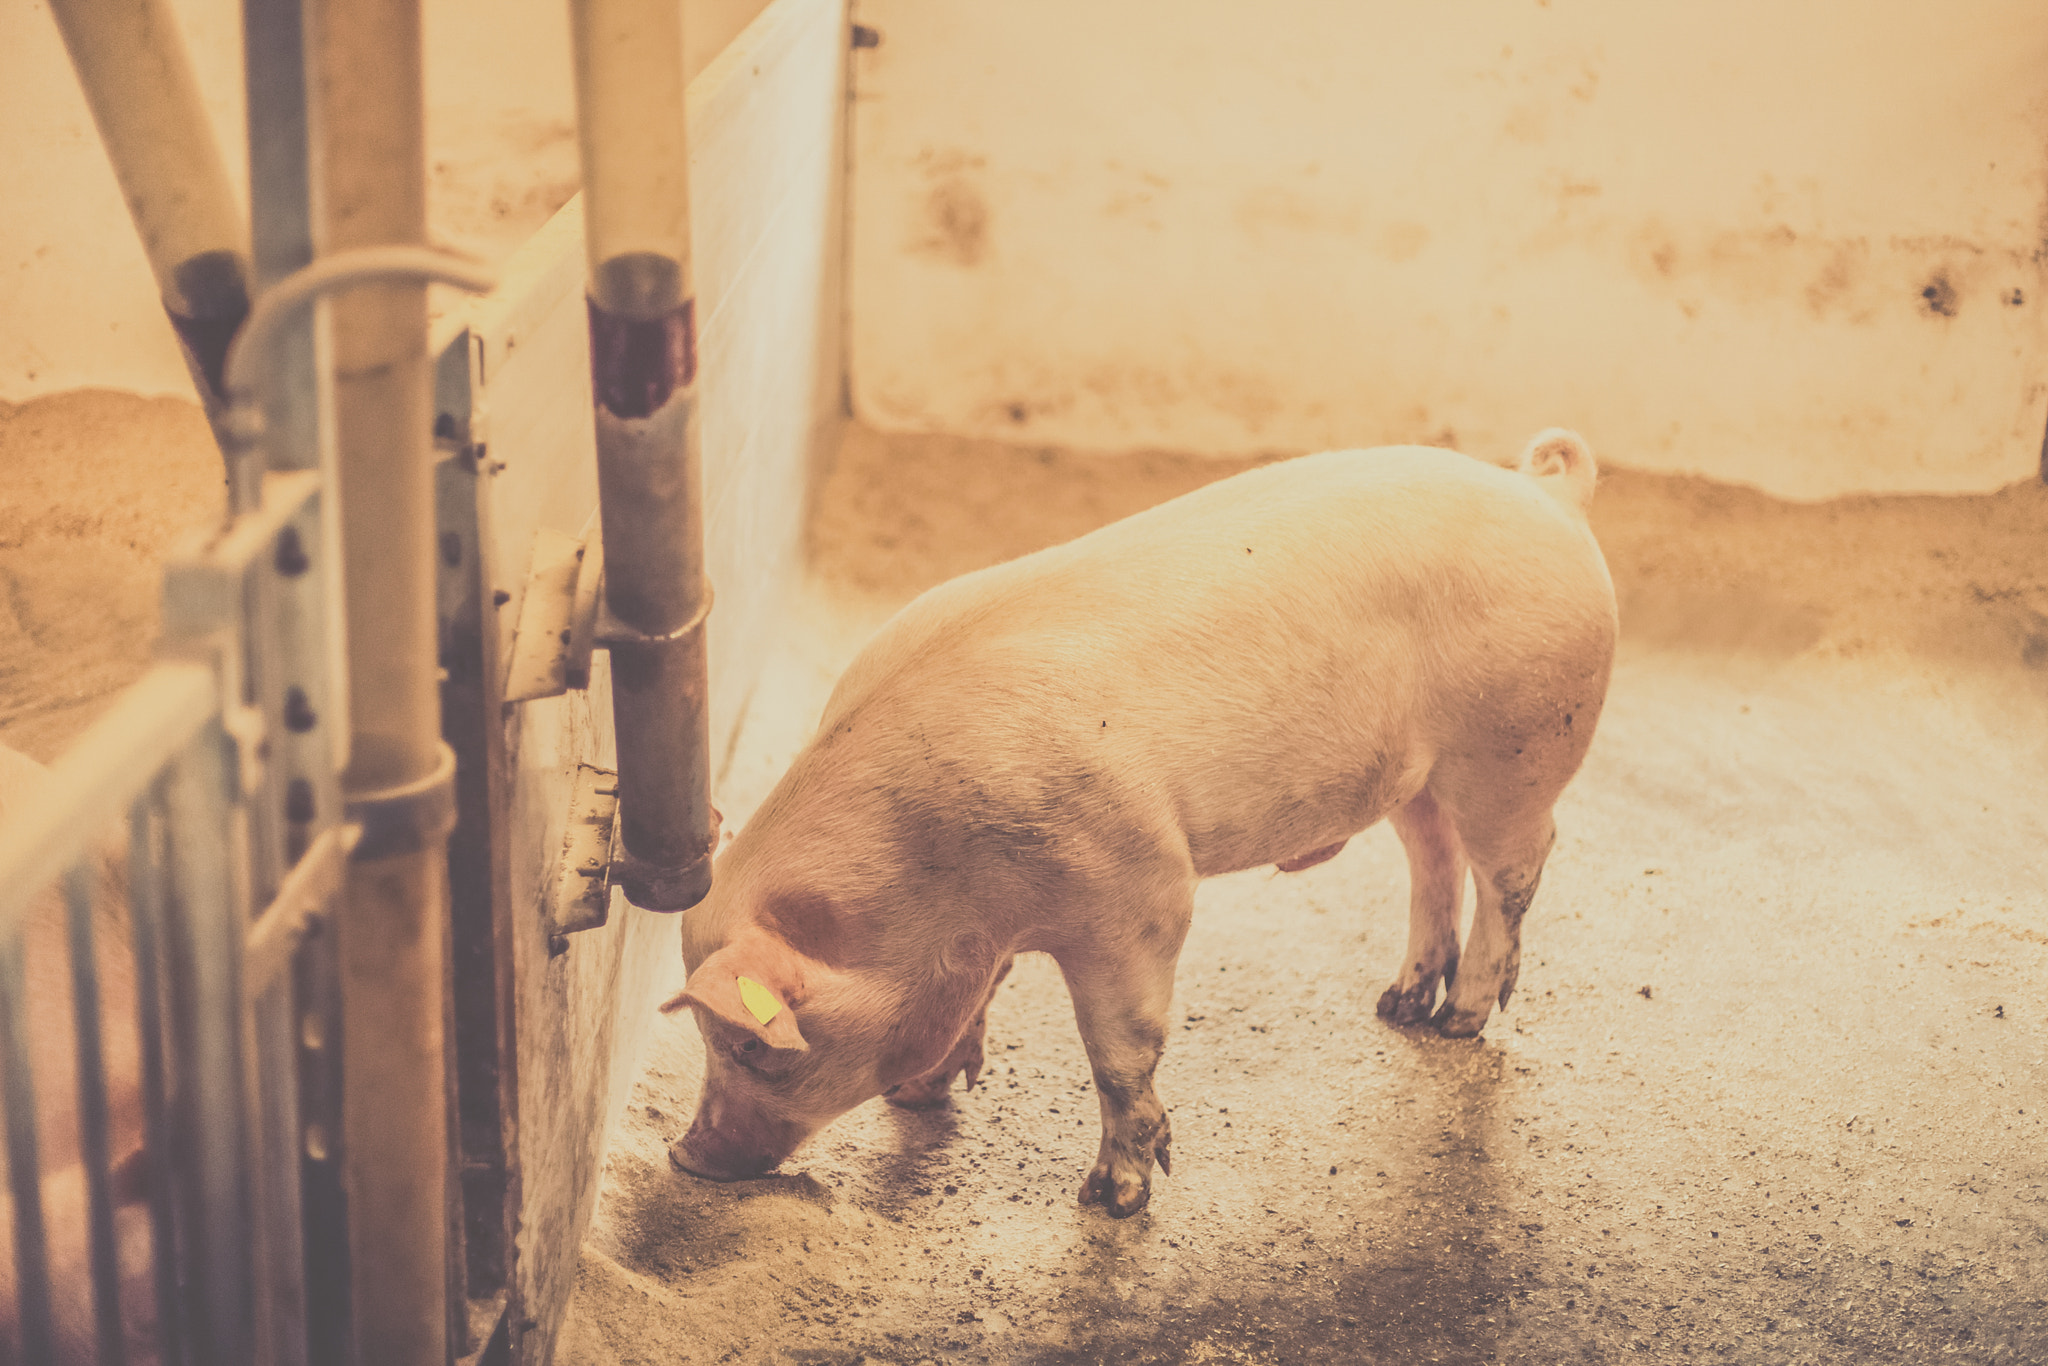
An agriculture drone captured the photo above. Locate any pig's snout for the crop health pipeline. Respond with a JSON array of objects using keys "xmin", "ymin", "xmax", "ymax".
[{"xmin": 667, "ymin": 1098, "xmax": 807, "ymax": 1183}]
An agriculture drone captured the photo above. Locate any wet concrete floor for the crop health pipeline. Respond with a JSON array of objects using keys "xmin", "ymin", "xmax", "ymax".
[{"xmin": 563, "ymin": 429, "xmax": 2048, "ymax": 1365}]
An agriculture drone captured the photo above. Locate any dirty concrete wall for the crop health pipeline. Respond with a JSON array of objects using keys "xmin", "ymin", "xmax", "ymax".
[
  {"xmin": 0, "ymin": 0, "xmax": 772, "ymax": 399},
  {"xmin": 846, "ymin": 0, "xmax": 2048, "ymax": 499}
]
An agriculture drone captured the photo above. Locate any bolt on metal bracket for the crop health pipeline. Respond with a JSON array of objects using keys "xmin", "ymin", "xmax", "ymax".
[{"xmin": 546, "ymin": 764, "xmax": 620, "ymax": 955}]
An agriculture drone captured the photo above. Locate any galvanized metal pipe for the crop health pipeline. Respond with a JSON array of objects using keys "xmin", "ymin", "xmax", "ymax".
[
  {"xmin": 569, "ymin": 0, "xmax": 719, "ymax": 911},
  {"xmin": 64, "ymin": 859, "xmax": 127, "ymax": 1364},
  {"xmin": 45, "ymin": 0, "xmax": 257, "ymax": 508},
  {"xmin": 124, "ymin": 788, "xmax": 185, "ymax": 1365},
  {"xmin": 0, "ymin": 920, "xmax": 56, "ymax": 1363},
  {"xmin": 161, "ymin": 720, "xmax": 255, "ymax": 1366},
  {"xmin": 308, "ymin": 0, "xmax": 453, "ymax": 1358}
]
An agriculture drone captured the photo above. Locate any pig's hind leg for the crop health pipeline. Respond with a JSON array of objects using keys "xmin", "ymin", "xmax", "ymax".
[
  {"xmin": 1056, "ymin": 878, "xmax": 1194, "ymax": 1218},
  {"xmin": 1430, "ymin": 792, "xmax": 1558, "ymax": 1038},
  {"xmin": 1376, "ymin": 787, "xmax": 1470, "ymax": 1026},
  {"xmin": 885, "ymin": 955, "xmax": 1015, "ymax": 1109}
]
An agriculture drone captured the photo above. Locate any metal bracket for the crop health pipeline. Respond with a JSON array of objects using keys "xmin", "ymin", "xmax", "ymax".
[
  {"xmin": 502, "ymin": 508, "xmax": 603, "ymax": 705},
  {"xmin": 501, "ymin": 508, "xmax": 715, "ymax": 707},
  {"xmin": 545, "ymin": 764, "xmax": 619, "ymax": 956}
]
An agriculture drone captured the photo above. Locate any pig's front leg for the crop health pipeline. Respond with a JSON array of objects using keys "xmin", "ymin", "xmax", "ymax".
[
  {"xmin": 885, "ymin": 955, "xmax": 1015, "ymax": 1109},
  {"xmin": 1056, "ymin": 890, "xmax": 1191, "ymax": 1218}
]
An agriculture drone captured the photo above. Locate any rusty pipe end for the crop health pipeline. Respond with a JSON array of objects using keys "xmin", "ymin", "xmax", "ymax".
[
  {"xmin": 613, "ymin": 847, "xmax": 714, "ymax": 912},
  {"xmin": 613, "ymin": 841, "xmax": 714, "ymax": 912},
  {"xmin": 613, "ymin": 784, "xmax": 720, "ymax": 913}
]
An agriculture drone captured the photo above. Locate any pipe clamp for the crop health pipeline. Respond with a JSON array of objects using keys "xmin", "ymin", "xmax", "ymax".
[{"xmin": 344, "ymin": 743, "xmax": 458, "ymax": 861}]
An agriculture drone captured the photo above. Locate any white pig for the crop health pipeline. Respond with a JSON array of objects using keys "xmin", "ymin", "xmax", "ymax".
[{"xmin": 665, "ymin": 431, "xmax": 1617, "ymax": 1216}]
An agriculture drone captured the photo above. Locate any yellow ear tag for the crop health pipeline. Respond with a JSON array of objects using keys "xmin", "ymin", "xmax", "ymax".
[{"xmin": 736, "ymin": 976, "xmax": 782, "ymax": 1027}]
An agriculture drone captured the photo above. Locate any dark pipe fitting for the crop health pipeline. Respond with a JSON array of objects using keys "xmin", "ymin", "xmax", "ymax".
[
  {"xmin": 164, "ymin": 248, "xmax": 253, "ymax": 408},
  {"xmin": 588, "ymin": 251, "xmax": 717, "ymax": 912},
  {"xmin": 605, "ymin": 623, "xmax": 716, "ymax": 910}
]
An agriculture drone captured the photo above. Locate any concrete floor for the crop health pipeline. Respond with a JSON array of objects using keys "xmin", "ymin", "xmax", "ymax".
[{"xmin": 565, "ymin": 429, "xmax": 2048, "ymax": 1365}]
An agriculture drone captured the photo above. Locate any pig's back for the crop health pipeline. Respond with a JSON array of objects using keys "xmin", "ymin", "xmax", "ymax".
[{"xmin": 817, "ymin": 446, "xmax": 1614, "ymax": 878}]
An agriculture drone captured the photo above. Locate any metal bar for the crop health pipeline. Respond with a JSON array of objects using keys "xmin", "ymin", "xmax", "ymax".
[
  {"xmin": 247, "ymin": 979, "xmax": 300, "ymax": 1366},
  {"xmin": 0, "ymin": 665, "xmax": 214, "ymax": 941},
  {"xmin": 0, "ymin": 919, "xmax": 55, "ymax": 1364},
  {"xmin": 44, "ymin": 0, "xmax": 255, "ymax": 508},
  {"xmin": 243, "ymin": 823, "xmax": 352, "ymax": 1001},
  {"xmin": 568, "ymin": 0, "xmax": 719, "ymax": 911},
  {"xmin": 440, "ymin": 333, "xmax": 526, "ymax": 1360},
  {"xmin": 277, "ymin": 492, "xmax": 347, "ymax": 862},
  {"xmin": 223, "ymin": 249, "xmax": 497, "ymax": 414},
  {"xmin": 243, "ymin": 0, "xmax": 317, "ymax": 467},
  {"xmin": 432, "ymin": 422, "xmax": 500, "ymax": 1342},
  {"xmin": 308, "ymin": 0, "xmax": 455, "ymax": 1357},
  {"xmin": 129, "ymin": 787, "xmax": 188, "ymax": 1366},
  {"xmin": 293, "ymin": 902, "xmax": 352, "ymax": 1366},
  {"xmin": 246, "ymin": 0, "xmax": 353, "ymax": 824},
  {"xmin": 162, "ymin": 725, "xmax": 254, "ymax": 1365},
  {"xmin": 67, "ymin": 859, "xmax": 130, "ymax": 1366}
]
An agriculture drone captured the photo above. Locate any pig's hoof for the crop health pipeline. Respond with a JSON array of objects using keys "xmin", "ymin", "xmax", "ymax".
[
  {"xmin": 1376, "ymin": 981, "xmax": 1438, "ymax": 1026},
  {"xmin": 883, "ymin": 1076, "xmax": 955, "ymax": 1110},
  {"xmin": 1078, "ymin": 1165, "xmax": 1152, "ymax": 1218},
  {"xmin": 1429, "ymin": 1002, "xmax": 1489, "ymax": 1038}
]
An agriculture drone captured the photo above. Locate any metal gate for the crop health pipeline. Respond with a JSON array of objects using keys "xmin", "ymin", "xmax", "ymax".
[{"xmin": 5, "ymin": 0, "xmax": 844, "ymax": 1359}]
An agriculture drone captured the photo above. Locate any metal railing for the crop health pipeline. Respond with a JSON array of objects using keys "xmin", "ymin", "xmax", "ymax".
[{"xmin": 0, "ymin": 467, "xmax": 346, "ymax": 1364}]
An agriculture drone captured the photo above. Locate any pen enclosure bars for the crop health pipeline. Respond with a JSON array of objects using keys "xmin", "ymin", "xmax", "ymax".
[{"xmin": 1, "ymin": 0, "xmax": 847, "ymax": 1361}]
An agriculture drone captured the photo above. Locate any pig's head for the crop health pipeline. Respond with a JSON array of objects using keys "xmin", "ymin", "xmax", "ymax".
[{"xmin": 663, "ymin": 892, "xmax": 989, "ymax": 1182}]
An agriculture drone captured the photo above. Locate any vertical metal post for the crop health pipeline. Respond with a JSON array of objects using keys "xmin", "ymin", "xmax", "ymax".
[
  {"xmin": 44, "ymin": 0, "xmax": 257, "ymax": 512},
  {"xmin": 568, "ymin": 0, "xmax": 719, "ymax": 912},
  {"xmin": 128, "ymin": 787, "xmax": 188, "ymax": 1366},
  {"xmin": 242, "ymin": 6, "xmax": 331, "ymax": 1361},
  {"xmin": 66, "ymin": 860, "xmax": 129, "ymax": 1366},
  {"xmin": 161, "ymin": 722, "xmax": 255, "ymax": 1366},
  {"xmin": 0, "ymin": 921, "xmax": 56, "ymax": 1364},
  {"xmin": 307, "ymin": 0, "xmax": 453, "ymax": 1360}
]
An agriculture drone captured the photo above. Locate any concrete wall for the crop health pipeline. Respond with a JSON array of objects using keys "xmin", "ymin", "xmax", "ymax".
[
  {"xmin": 0, "ymin": 0, "xmax": 771, "ymax": 400},
  {"xmin": 847, "ymin": 0, "xmax": 2048, "ymax": 498}
]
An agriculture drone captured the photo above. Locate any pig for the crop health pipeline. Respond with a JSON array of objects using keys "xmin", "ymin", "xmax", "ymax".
[
  {"xmin": 664, "ymin": 431, "xmax": 1617, "ymax": 1216},
  {"xmin": 0, "ymin": 744, "xmax": 158, "ymax": 1362}
]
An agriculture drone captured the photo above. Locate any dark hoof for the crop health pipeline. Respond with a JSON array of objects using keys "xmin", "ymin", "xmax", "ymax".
[
  {"xmin": 882, "ymin": 1077, "xmax": 955, "ymax": 1110},
  {"xmin": 1429, "ymin": 1002, "xmax": 1488, "ymax": 1038},
  {"xmin": 1377, "ymin": 981, "xmax": 1437, "ymax": 1026},
  {"xmin": 1078, "ymin": 1167, "xmax": 1152, "ymax": 1218}
]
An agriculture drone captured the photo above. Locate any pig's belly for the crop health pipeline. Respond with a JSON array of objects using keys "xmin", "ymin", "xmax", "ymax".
[{"xmin": 1173, "ymin": 744, "xmax": 1431, "ymax": 879}]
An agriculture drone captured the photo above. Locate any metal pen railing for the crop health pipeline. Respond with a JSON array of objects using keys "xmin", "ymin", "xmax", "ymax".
[{"xmin": 0, "ymin": 470, "xmax": 337, "ymax": 1365}]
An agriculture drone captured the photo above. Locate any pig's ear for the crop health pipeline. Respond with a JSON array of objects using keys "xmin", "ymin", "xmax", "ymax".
[{"xmin": 660, "ymin": 942, "xmax": 810, "ymax": 1052}]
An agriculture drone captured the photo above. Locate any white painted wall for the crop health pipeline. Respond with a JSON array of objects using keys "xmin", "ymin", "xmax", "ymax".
[
  {"xmin": 847, "ymin": 0, "xmax": 2048, "ymax": 498},
  {"xmin": 0, "ymin": 0, "xmax": 770, "ymax": 401}
]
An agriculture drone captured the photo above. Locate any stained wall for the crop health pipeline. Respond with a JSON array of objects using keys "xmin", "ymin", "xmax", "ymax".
[{"xmin": 847, "ymin": 1, "xmax": 2048, "ymax": 497}]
